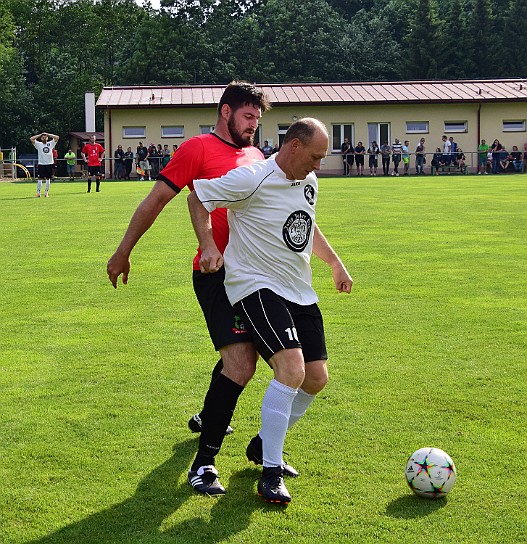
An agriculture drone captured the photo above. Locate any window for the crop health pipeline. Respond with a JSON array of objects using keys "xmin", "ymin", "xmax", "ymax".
[
  {"xmin": 406, "ymin": 121, "xmax": 429, "ymax": 134},
  {"xmin": 200, "ymin": 125, "xmax": 215, "ymax": 134},
  {"xmin": 444, "ymin": 121, "xmax": 467, "ymax": 133},
  {"xmin": 123, "ymin": 126, "xmax": 145, "ymax": 138},
  {"xmin": 332, "ymin": 124, "xmax": 353, "ymax": 152},
  {"xmin": 368, "ymin": 123, "xmax": 390, "ymax": 147},
  {"xmin": 161, "ymin": 126, "xmax": 184, "ymax": 138},
  {"xmin": 278, "ymin": 124, "xmax": 290, "ymax": 147},
  {"xmin": 503, "ymin": 120, "xmax": 526, "ymax": 132}
]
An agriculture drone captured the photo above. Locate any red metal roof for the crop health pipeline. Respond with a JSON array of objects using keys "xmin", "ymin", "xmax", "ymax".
[{"xmin": 97, "ymin": 79, "xmax": 527, "ymax": 108}]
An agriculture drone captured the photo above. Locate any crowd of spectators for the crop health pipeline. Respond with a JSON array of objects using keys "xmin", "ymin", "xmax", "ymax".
[{"xmin": 340, "ymin": 136, "xmax": 526, "ymax": 176}]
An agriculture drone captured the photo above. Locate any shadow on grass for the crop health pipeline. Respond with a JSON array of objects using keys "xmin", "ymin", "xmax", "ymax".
[
  {"xmin": 27, "ymin": 439, "xmax": 261, "ymax": 543},
  {"xmin": 385, "ymin": 494, "xmax": 448, "ymax": 519}
]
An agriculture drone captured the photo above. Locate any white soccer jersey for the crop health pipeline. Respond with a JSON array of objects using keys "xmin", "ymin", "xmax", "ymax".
[
  {"xmin": 33, "ymin": 140, "xmax": 56, "ymax": 165},
  {"xmin": 194, "ymin": 155, "xmax": 319, "ymax": 306}
]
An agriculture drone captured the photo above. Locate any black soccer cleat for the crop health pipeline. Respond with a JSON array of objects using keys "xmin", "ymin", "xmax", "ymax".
[
  {"xmin": 246, "ymin": 434, "xmax": 299, "ymax": 478},
  {"xmin": 258, "ymin": 467, "xmax": 291, "ymax": 504},
  {"xmin": 187, "ymin": 465, "xmax": 225, "ymax": 496},
  {"xmin": 188, "ymin": 413, "xmax": 234, "ymax": 435}
]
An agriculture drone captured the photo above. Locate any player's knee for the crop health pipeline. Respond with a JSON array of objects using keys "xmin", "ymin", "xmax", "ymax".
[
  {"xmin": 302, "ymin": 362, "xmax": 328, "ymax": 395},
  {"xmin": 220, "ymin": 343, "xmax": 257, "ymax": 385}
]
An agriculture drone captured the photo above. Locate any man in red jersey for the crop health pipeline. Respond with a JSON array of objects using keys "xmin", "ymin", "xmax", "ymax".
[
  {"xmin": 81, "ymin": 134, "xmax": 105, "ymax": 193},
  {"xmin": 107, "ymin": 81, "xmax": 272, "ymax": 495}
]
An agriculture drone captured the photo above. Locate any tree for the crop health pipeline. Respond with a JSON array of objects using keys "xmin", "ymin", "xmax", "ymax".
[
  {"xmin": 0, "ymin": 6, "xmax": 33, "ymax": 148},
  {"xmin": 501, "ymin": 0, "xmax": 527, "ymax": 77},
  {"xmin": 468, "ymin": 0, "xmax": 496, "ymax": 78},
  {"xmin": 405, "ymin": 0, "xmax": 439, "ymax": 79}
]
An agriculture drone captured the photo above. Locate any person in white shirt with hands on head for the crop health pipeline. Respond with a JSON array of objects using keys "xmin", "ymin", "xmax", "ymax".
[{"xmin": 188, "ymin": 117, "xmax": 353, "ymax": 505}]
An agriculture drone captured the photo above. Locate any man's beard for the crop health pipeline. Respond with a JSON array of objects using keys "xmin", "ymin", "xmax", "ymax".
[{"xmin": 228, "ymin": 117, "xmax": 254, "ymax": 148}]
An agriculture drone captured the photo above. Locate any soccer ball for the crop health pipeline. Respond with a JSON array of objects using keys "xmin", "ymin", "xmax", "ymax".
[{"xmin": 405, "ymin": 447, "xmax": 457, "ymax": 499}]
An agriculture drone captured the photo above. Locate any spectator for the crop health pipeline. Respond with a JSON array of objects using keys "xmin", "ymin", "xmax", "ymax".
[
  {"xmin": 402, "ymin": 140, "xmax": 410, "ymax": 175},
  {"xmin": 380, "ymin": 141, "xmax": 391, "ymax": 176},
  {"xmin": 64, "ymin": 148, "xmax": 77, "ymax": 181},
  {"xmin": 499, "ymin": 146, "xmax": 509, "ymax": 172},
  {"xmin": 162, "ymin": 144, "xmax": 171, "ymax": 168},
  {"xmin": 491, "ymin": 139, "xmax": 503, "ymax": 174},
  {"xmin": 272, "ymin": 143, "xmax": 280, "ymax": 154},
  {"xmin": 341, "ymin": 137, "xmax": 352, "ymax": 175},
  {"xmin": 114, "ymin": 144, "xmax": 125, "ymax": 180},
  {"xmin": 367, "ymin": 141, "xmax": 379, "ymax": 176},
  {"xmin": 449, "ymin": 137, "xmax": 458, "ymax": 165},
  {"xmin": 148, "ymin": 143, "xmax": 160, "ymax": 178},
  {"xmin": 509, "ymin": 145, "xmax": 523, "ymax": 172},
  {"xmin": 52, "ymin": 148, "xmax": 58, "ymax": 180},
  {"xmin": 391, "ymin": 138, "xmax": 402, "ymax": 176},
  {"xmin": 441, "ymin": 135, "xmax": 451, "ymax": 165},
  {"xmin": 431, "ymin": 147, "xmax": 445, "ymax": 174},
  {"xmin": 136, "ymin": 141, "xmax": 151, "ymax": 181},
  {"xmin": 478, "ymin": 139, "xmax": 489, "ymax": 174},
  {"xmin": 415, "ymin": 137, "xmax": 426, "ymax": 175},
  {"xmin": 124, "ymin": 146, "xmax": 134, "ymax": 179},
  {"xmin": 354, "ymin": 141, "xmax": 365, "ymax": 176},
  {"xmin": 261, "ymin": 140, "xmax": 273, "ymax": 159},
  {"xmin": 171, "ymin": 144, "xmax": 178, "ymax": 158},
  {"xmin": 456, "ymin": 148, "xmax": 466, "ymax": 172}
]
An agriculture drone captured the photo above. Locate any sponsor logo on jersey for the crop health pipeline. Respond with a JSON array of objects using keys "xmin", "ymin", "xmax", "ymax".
[{"xmin": 282, "ymin": 210, "xmax": 312, "ymax": 252}]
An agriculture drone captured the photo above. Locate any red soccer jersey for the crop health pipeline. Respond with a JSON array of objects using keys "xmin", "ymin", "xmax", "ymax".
[
  {"xmin": 158, "ymin": 133, "xmax": 264, "ymax": 270},
  {"xmin": 82, "ymin": 143, "xmax": 105, "ymax": 166}
]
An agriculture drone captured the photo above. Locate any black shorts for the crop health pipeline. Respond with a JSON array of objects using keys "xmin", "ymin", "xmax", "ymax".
[
  {"xmin": 234, "ymin": 288, "xmax": 327, "ymax": 364},
  {"xmin": 369, "ymin": 157, "xmax": 378, "ymax": 167},
  {"xmin": 193, "ymin": 267, "xmax": 252, "ymax": 351},
  {"xmin": 37, "ymin": 164, "xmax": 53, "ymax": 179},
  {"xmin": 355, "ymin": 156, "xmax": 365, "ymax": 166},
  {"xmin": 88, "ymin": 165, "xmax": 102, "ymax": 177},
  {"xmin": 346, "ymin": 155, "xmax": 355, "ymax": 166}
]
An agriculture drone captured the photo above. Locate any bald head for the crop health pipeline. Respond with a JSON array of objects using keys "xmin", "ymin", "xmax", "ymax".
[{"xmin": 282, "ymin": 118, "xmax": 328, "ymax": 146}]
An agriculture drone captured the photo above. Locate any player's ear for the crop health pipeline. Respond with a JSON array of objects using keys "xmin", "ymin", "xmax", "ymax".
[{"xmin": 220, "ymin": 104, "xmax": 232, "ymax": 120}]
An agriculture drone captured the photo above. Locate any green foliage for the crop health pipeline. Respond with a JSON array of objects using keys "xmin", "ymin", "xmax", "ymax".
[
  {"xmin": 0, "ymin": 176, "xmax": 526, "ymax": 542},
  {"xmin": 0, "ymin": 0, "xmax": 523, "ymax": 147}
]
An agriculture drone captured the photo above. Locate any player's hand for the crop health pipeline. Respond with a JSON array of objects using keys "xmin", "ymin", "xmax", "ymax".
[
  {"xmin": 107, "ymin": 252, "xmax": 131, "ymax": 288},
  {"xmin": 199, "ymin": 248, "xmax": 223, "ymax": 274},
  {"xmin": 333, "ymin": 265, "xmax": 353, "ymax": 293}
]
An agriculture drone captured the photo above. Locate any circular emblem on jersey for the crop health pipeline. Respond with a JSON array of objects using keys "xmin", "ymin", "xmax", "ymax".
[
  {"xmin": 304, "ymin": 184, "xmax": 315, "ymax": 205},
  {"xmin": 282, "ymin": 210, "xmax": 312, "ymax": 252}
]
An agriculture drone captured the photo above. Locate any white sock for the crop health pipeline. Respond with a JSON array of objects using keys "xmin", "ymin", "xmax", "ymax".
[
  {"xmin": 261, "ymin": 379, "xmax": 297, "ymax": 468},
  {"xmin": 36, "ymin": 180, "xmax": 42, "ymax": 194},
  {"xmin": 288, "ymin": 388, "xmax": 316, "ymax": 429},
  {"xmin": 45, "ymin": 179, "xmax": 50, "ymax": 193}
]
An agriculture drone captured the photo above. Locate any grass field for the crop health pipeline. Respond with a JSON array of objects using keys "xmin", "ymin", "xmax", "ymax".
[{"xmin": 1, "ymin": 175, "xmax": 526, "ymax": 543}]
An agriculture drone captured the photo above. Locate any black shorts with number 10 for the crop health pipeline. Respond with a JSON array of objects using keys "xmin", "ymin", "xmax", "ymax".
[
  {"xmin": 234, "ymin": 288, "xmax": 327, "ymax": 364},
  {"xmin": 192, "ymin": 267, "xmax": 252, "ymax": 351}
]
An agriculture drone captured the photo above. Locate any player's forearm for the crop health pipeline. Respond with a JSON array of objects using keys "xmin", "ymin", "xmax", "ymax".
[
  {"xmin": 313, "ymin": 223, "xmax": 343, "ymax": 268},
  {"xmin": 187, "ymin": 191, "xmax": 215, "ymax": 250}
]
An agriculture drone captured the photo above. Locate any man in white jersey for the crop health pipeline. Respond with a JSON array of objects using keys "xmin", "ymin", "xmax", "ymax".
[
  {"xmin": 188, "ymin": 118, "xmax": 353, "ymax": 504},
  {"xmin": 30, "ymin": 132, "xmax": 59, "ymax": 197}
]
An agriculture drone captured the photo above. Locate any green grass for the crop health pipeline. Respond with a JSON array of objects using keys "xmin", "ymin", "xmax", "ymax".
[{"xmin": 1, "ymin": 176, "xmax": 526, "ymax": 543}]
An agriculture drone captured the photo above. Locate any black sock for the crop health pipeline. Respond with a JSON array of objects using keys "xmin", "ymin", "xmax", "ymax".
[
  {"xmin": 96, "ymin": 180, "xmax": 101, "ymax": 191},
  {"xmin": 87, "ymin": 181, "xmax": 91, "ymax": 192},
  {"xmin": 198, "ymin": 359, "xmax": 224, "ymax": 419},
  {"xmin": 191, "ymin": 373, "xmax": 243, "ymax": 471}
]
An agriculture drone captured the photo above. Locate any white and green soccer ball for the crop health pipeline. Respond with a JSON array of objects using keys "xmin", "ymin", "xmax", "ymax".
[{"xmin": 405, "ymin": 447, "xmax": 457, "ymax": 499}]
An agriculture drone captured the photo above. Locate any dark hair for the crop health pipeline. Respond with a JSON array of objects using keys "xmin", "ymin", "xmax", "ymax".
[
  {"xmin": 282, "ymin": 118, "xmax": 327, "ymax": 146},
  {"xmin": 217, "ymin": 81, "xmax": 271, "ymax": 115}
]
